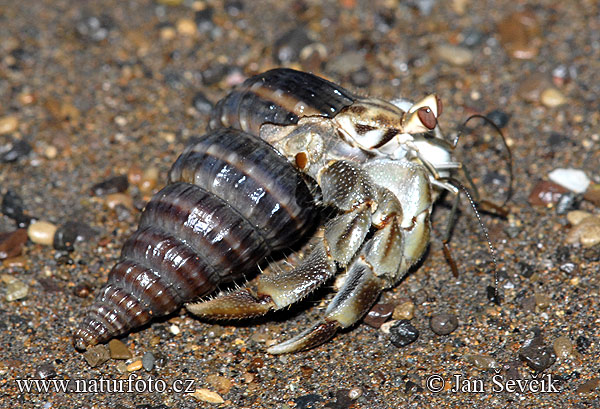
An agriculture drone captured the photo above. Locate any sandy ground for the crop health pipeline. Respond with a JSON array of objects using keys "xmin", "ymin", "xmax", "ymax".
[{"xmin": 0, "ymin": 0, "xmax": 598, "ymax": 408}]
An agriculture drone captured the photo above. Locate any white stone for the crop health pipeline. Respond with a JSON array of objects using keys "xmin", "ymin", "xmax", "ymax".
[{"xmin": 548, "ymin": 168, "xmax": 590, "ymax": 193}]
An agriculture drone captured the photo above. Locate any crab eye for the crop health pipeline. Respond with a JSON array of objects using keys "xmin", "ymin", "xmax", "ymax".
[{"xmin": 417, "ymin": 107, "xmax": 437, "ymax": 130}]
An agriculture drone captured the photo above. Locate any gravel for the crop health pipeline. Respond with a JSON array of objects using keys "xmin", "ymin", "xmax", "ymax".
[{"xmin": 1, "ymin": 0, "xmax": 599, "ymax": 407}]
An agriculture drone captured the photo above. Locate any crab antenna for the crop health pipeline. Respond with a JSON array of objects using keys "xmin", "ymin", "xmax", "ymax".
[
  {"xmin": 443, "ymin": 177, "xmax": 501, "ymax": 305},
  {"xmin": 453, "ymin": 114, "xmax": 514, "ymax": 207}
]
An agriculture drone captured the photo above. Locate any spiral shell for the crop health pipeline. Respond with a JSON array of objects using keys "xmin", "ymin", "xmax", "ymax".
[
  {"xmin": 210, "ymin": 68, "xmax": 356, "ymax": 135},
  {"xmin": 73, "ymin": 128, "xmax": 317, "ymax": 350}
]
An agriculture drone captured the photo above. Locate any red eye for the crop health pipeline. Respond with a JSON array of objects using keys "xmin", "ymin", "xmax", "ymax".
[
  {"xmin": 417, "ymin": 107, "xmax": 437, "ymax": 130},
  {"xmin": 435, "ymin": 95, "xmax": 443, "ymax": 117}
]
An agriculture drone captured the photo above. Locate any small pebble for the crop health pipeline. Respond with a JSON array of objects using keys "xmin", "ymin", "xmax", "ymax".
[
  {"xmin": 583, "ymin": 183, "xmax": 600, "ymax": 207},
  {"xmin": 0, "ymin": 138, "xmax": 32, "ymax": 163},
  {"xmin": 430, "ymin": 313, "xmax": 458, "ymax": 335},
  {"xmin": 169, "ymin": 324, "xmax": 180, "ymax": 335},
  {"xmin": 206, "ymin": 374, "xmax": 233, "ymax": 394},
  {"xmin": 108, "ymin": 339, "xmax": 132, "ymax": 360},
  {"xmin": 126, "ymin": 360, "xmax": 143, "ymax": 372},
  {"xmin": 43, "ymin": 145, "xmax": 58, "ymax": 159},
  {"xmin": 576, "ymin": 378, "xmax": 599, "ymax": 394},
  {"xmin": 518, "ymin": 75, "xmax": 546, "ymax": 103},
  {"xmin": 497, "ymin": 10, "xmax": 541, "ymax": 59},
  {"xmin": 36, "ymin": 362, "xmax": 57, "ymax": 379},
  {"xmin": 0, "ymin": 115, "xmax": 19, "ymax": 134},
  {"xmin": 434, "ymin": 44, "xmax": 473, "ymax": 66},
  {"xmin": 363, "ymin": 303, "xmax": 393, "ymax": 328},
  {"xmin": 576, "ymin": 335, "xmax": 590, "ymax": 354},
  {"xmin": 567, "ymin": 210, "xmax": 594, "ymax": 226},
  {"xmin": 192, "ymin": 92, "xmax": 214, "ymax": 115},
  {"xmin": 27, "ymin": 221, "xmax": 58, "ymax": 245},
  {"xmin": 485, "ymin": 110, "xmax": 510, "ymax": 129},
  {"xmin": 139, "ymin": 167, "xmax": 159, "ymax": 194},
  {"xmin": 348, "ymin": 387, "xmax": 362, "ymax": 400},
  {"xmin": 195, "ymin": 7, "xmax": 215, "ymax": 32},
  {"xmin": 392, "ymin": 301, "xmax": 415, "ymax": 320},
  {"xmin": 534, "ymin": 293, "xmax": 551, "ymax": 310},
  {"xmin": 556, "ymin": 192, "xmax": 580, "ymax": 215},
  {"xmin": 2, "ymin": 190, "xmax": 25, "ymax": 220},
  {"xmin": 0, "ymin": 229, "xmax": 28, "ymax": 259},
  {"xmin": 464, "ymin": 354, "xmax": 499, "ymax": 370},
  {"xmin": 548, "ymin": 168, "xmax": 590, "ymax": 194},
  {"xmin": 273, "ymin": 27, "xmax": 312, "ymax": 64},
  {"xmin": 553, "ymin": 336, "xmax": 574, "ymax": 359},
  {"xmin": 389, "ymin": 320, "xmax": 419, "ymax": 347},
  {"xmin": 528, "ymin": 180, "xmax": 568, "ymax": 206},
  {"xmin": 566, "ymin": 213, "xmax": 600, "ymax": 248},
  {"xmin": 519, "ymin": 335, "xmax": 556, "ymax": 371},
  {"xmin": 1, "ymin": 274, "xmax": 29, "ymax": 301},
  {"xmin": 53, "ymin": 221, "xmax": 98, "ymax": 251},
  {"xmin": 73, "ymin": 283, "xmax": 92, "ymax": 298},
  {"xmin": 83, "ymin": 345, "xmax": 110, "ymax": 367},
  {"xmin": 540, "ymin": 88, "xmax": 567, "ymax": 108},
  {"xmin": 142, "ymin": 352, "xmax": 155, "ymax": 371},
  {"xmin": 176, "ymin": 18, "xmax": 197, "ymax": 36},
  {"xmin": 90, "ymin": 175, "xmax": 129, "ymax": 196},
  {"xmin": 191, "ymin": 388, "xmax": 224, "ymax": 404},
  {"xmin": 104, "ymin": 193, "xmax": 134, "ymax": 210}
]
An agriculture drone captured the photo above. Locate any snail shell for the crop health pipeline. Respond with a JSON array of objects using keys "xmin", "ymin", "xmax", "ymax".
[{"xmin": 73, "ymin": 128, "xmax": 317, "ymax": 350}]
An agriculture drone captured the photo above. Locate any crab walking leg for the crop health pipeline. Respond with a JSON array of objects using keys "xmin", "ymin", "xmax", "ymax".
[
  {"xmin": 267, "ymin": 258, "xmax": 385, "ymax": 354},
  {"xmin": 185, "ymin": 242, "xmax": 336, "ymax": 318}
]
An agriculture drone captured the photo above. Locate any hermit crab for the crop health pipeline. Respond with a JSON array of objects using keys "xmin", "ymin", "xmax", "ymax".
[{"xmin": 74, "ymin": 68, "xmax": 509, "ymax": 354}]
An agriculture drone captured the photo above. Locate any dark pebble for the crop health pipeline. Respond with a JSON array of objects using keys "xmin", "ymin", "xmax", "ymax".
[
  {"xmin": 201, "ymin": 63, "xmax": 230, "ymax": 85},
  {"xmin": 518, "ymin": 261, "xmax": 535, "ymax": 278},
  {"xmin": 363, "ymin": 303, "xmax": 393, "ymax": 328},
  {"xmin": 195, "ymin": 7, "xmax": 215, "ymax": 32},
  {"xmin": 73, "ymin": 283, "xmax": 92, "ymax": 298},
  {"xmin": 273, "ymin": 27, "xmax": 312, "ymax": 64},
  {"xmin": 0, "ymin": 138, "xmax": 32, "ymax": 163},
  {"xmin": 224, "ymin": 0, "xmax": 244, "ymax": 16},
  {"xmin": 554, "ymin": 246, "xmax": 570, "ymax": 263},
  {"xmin": 547, "ymin": 132, "xmax": 569, "ymax": 147},
  {"xmin": 486, "ymin": 110, "xmax": 510, "ymax": 128},
  {"xmin": 75, "ymin": 15, "xmax": 113, "ymax": 42},
  {"xmin": 192, "ymin": 92, "xmax": 213, "ymax": 115},
  {"xmin": 583, "ymin": 246, "xmax": 600, "ymax": 262},
  {"xmin": 1, "ymin": 189, "xmax": 33, "ymax": 226},
  {"xmin": 576, "ymin": 335, "xmax": 590, "ymax": 354},
  {"xmin": 36, "ymin": 362, "xmax": 57, "ymax": 379},
  {"xmin": 519, "ymin": 334, "xmax": 556, "ymax": 372},
  {"xmin": 90, "ymin": 175, "xmax": 129, "ymax": 196},
  {"xmin": 324, "ymin": 389, "xmax": 354, "ymax": 409},
  {"xmin": 430, "ymin": 313, "xmax": 458, "ymax": 335},
  {"xmin": 389, "ymin": 320, "xmax": 419, "ymax": 347},
  {"xmin": 486, "ymin": 285, "xmax": 501, "ymax": 304},
  {"xmin": 0, "ymin": 228, "xmax": 28, "ymax": 259},
  {"xmin": 294, "ymin": 393, "xmax": 323, "ymax": 409},
  {"xmin": 2, "ymin": 190, "xmax": 25, "ymax": 220},
  {"xmin": 461, "ymin": 28, "xmax": 485, "ymax": 47},
  {"xmin": 556, "ymin": 192, "xmax": 581, "ymax": 215},
  {"xmin": 142, "ymin": 352, "xmax": 155, "ymax": 371},
  {"xmin": 53, "ymin": 221, "xmax": 98, "ymax": 251},
  {"xmin": 404, "ymin": 380, "xmax": 423, "ymax": 394}
]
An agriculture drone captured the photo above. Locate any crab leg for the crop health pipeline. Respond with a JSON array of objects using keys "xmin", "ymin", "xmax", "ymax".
[{"xmin": 267, "ymin": 258, "xmax": 385, "ymax": 354}]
